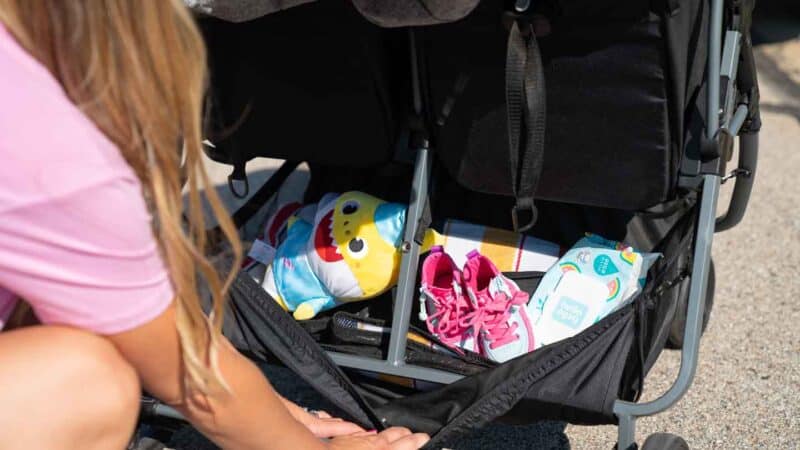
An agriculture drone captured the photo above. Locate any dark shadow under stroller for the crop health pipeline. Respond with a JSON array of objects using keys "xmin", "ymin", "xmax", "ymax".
[{"xmin": 142, "ymin": 1, "xmax": 761, "ymax": 448}]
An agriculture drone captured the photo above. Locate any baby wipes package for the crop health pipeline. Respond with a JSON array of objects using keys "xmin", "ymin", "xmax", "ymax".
[{"xmin": 528, "ymin": 233, "xmax": 661, "ymax": 349}]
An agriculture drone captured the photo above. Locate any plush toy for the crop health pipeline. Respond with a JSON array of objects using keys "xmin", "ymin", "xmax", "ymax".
[{"xmin": 261, "ymin": 191, "xmax": 437, "ymax": 320}]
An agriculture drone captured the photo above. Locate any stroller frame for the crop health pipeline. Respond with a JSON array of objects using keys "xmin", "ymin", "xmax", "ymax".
[
  {"xmin": 149, "ymin": 2, "xmax": 759, "ymax": 448},
  {"xmin": 324, "ymin": 0, "xmax": 759, "ymax": 448}
]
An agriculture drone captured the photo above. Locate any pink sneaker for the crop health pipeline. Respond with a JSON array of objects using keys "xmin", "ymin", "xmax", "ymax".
[
  {"xmin": 461, "ymin": 250, "xmax": 534, "ymax": 362},
  {"xmin": 419, "ymin": 246, "xmax": 478, "ymax": 353}
]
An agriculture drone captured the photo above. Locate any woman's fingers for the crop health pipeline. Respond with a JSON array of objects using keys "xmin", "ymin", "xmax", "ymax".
[
  {"xmin": 315, "ymin": 410, "xmax": 333, "ymax": 419},
  {"xmin": 310, "ymin": 418, "xmax": 365, "ymax": 438},
  {"xmin": 377, "ymin": 427, "xmax": 430, "ymax": 449},
  {"xmin": 348, "ymin": 429, "xmax": 379, "ymax": 437},
  {"xmin": 377, "ymin": 427, "xmax": 412, "ymax": 443},
  {"xmin": 328, "ymin": 427, "xmax": 429, "ymax": 450},
  {"xmin": 387, "ymin": 432, "xmax": 431, "ymax": 450}
]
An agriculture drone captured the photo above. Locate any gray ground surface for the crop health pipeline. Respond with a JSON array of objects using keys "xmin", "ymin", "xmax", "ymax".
[{"xmin": 170, "ymin": 14, "xmax": 800, "ymax": 450}]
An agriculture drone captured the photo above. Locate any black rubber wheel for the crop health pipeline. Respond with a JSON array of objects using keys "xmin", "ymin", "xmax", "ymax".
[
  {"xmin": 641, "ymin": 433, "xmax": 690, "ymax": 450},
  {"xmin": 667, "ymin": 258, "xmax": 715, "ymax": 349}
]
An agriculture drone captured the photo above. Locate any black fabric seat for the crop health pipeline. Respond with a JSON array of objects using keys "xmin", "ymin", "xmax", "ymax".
[
  {"xmin": 200, "ymin": 0, "xmax": 407, "ymax": 170},
  {"xmin": 201, "ymin": 0, "xmax": 707, "ymax": 213},
  {"xmin": 426, "ymin": 0, "xmax": 705, "ymax": 211}
]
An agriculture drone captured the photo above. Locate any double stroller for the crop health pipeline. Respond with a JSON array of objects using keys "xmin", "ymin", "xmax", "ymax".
[{"xmin": 143, "ymin": 0, "xmax": 761, "ymax": 448}]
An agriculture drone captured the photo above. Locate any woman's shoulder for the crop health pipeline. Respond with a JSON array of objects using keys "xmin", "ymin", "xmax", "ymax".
[{"xmin": 0, "ymin": 24, "xmax": 137, "ymax": 213}]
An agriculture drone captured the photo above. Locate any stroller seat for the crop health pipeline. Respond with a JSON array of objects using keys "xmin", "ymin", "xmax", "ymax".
[{"xmin": 201, "ymin": 0, "xmax": 407, "ymax": 172}]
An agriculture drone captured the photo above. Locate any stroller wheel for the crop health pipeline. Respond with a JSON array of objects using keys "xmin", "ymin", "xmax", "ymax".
[
  {"xmin": 667, "ymin": 258, "xmax": 715, "ymax": 349},
  {"xmin": 641, "ymin": 432, "xmax": 690, "ymax": 450}
]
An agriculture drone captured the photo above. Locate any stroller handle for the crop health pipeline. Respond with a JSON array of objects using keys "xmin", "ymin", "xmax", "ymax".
[{"xmin": 716, "ymin": 130, "xmax": 758, "ymax": 232}]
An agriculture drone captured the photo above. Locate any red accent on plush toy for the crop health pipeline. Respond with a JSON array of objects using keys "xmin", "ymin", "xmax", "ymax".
[
  {"xmin": 267, "ymin": 202, "xmax": 302, "ymax": 246},
  {"xmin": 315, "ymin": 210, "xmax": 343, "ymax": 262}
]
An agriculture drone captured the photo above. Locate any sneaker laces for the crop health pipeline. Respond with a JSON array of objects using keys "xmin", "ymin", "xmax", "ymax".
[
  {"xmin": 461, "ymin": 285, "xmax": 529, "ymax": 351},
  {"xmin": 423, "ymin": 278, "xmax": 471, "ymax": 352},
  {"xmin": 484, "ymin": 291, "xmax": 529, "ymax": 349}
]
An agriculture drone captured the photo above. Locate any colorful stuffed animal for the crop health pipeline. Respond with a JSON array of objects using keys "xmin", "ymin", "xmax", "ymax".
[{"xmin": 261, "ymin": 191, "xmax": 437, "ymax": 320}]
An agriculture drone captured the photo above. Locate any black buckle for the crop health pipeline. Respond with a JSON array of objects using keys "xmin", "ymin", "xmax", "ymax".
[
  {"xmin": 503, "ymin": 0, "xmax": 536, "ymax": 31},
  {"xmin": 511, "ymin": 198, "xmax": 537, "ymax": 232}
]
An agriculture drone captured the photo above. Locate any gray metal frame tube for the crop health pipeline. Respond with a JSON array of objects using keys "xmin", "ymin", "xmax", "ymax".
[
  {"xmin": 614, "ymin": 0, "xmax": 724, "ymax": 447},
  {"xmin": 720, "ymin": 30, "xmax": 742, "ymax": 126},
  {"xmin": 614, "ymin": 174, "xmax": 719, "ymax": 448},
  {"xmin": 385, "ymin": 28, "xmax": 431, "ymax": 367},
  {"xmin": 707, "ymin": 0, "xmax": 723, "ymax": 139},
  {"xmin": 614, "ymin": 174, "xmax": 719, "ymax": 412},
  {"xmin": 329, "ymin": 352, "xmax": 463, "ymax": 385},
  {"xmin": 153, "ymin": 403, "xmax": 185, "ymax": 421},
  {"xmin": 726, "ymin": 104, "xmax": 749, "ymax": 137},
  {"xmin": 386, "ymin": 146, "xmax": 432, "ymax": 366}
]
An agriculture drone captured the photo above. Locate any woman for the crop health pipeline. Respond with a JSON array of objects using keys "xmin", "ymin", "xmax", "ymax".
[{"xmin": 0, "ymin": 1, "xmax": 429, "ymax": 449}]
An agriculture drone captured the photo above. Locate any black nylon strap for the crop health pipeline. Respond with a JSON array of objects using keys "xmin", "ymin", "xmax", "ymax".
[
  {"xmin": 227, "ymin": 160, "xmax": 250, "ymax": 199},
  {"xmin": 506, "ymin": 21, "xmax": 546, "ymax": 232},
  {"xmin": 230, "ymin": 160, "xmax": 300, "ymax": 228},
  {"xmin": 413, "ymin": 196, "xmax": 432, "ymax": 246}
]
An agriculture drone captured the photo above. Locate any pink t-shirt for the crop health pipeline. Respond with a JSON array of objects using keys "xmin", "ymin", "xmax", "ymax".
[{"xmin": 0, "ymin": 24, "xmax": 174, "ymax": 334}]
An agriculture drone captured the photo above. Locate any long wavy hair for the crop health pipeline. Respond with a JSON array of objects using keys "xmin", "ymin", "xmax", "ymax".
[{"xmin": 0, "ymin": 0, "xmax": 242, "ymax": 394}]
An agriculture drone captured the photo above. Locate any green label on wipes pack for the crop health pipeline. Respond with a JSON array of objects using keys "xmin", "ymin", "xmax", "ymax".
[{"xmin": 593, "ymin": 255, "xmax": 619, "ymax": 276}]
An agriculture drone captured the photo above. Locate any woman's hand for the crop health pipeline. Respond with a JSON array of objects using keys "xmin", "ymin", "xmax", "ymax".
[
  {"xmin": 277, "ymin": 394, "xmax": 365, "ymax": 438},
  {"xmin": 292, "ymin": 407, "xmax": 366, "ymax": 438},
  {"xmin": 109, "ymin": 305, "xmax": 331, "ymax": 450},
  {"xmin": 283, "ymin": 399, "xmax": 430, "ymax": 448},
  {"xmin": 328, "ymin": 427, "xmax": 430, "ymax": 450}
]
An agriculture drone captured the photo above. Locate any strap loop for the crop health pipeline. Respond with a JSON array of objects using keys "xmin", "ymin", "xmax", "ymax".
[
  {"xmin": 511, "ymin": 198, "xmax": 537, "ymax": 233},
  {"xmin": 227, "ymin": 162, "xmax": 250, "ymax": 199},
  {"xmin": 506, "ymin": 20, "xmax": 546, "ymax": 232}
]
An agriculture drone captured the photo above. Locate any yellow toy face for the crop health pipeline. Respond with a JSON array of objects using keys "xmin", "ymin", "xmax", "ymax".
[
  {"xmin": 307, "ymin": 191, "xmax": 439, "ymax": 301},
  {"xmin": 331, "ymin": 192, "xmax": 404, "ymax": 298}
]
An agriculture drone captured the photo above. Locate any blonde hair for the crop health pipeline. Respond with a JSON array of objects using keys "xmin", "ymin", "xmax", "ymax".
[{"xmin": 0, "ymin": 0, "xmax": 242, "ymax": 393}]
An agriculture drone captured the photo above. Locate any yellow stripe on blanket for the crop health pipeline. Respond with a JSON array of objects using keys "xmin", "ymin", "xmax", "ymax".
[
  {"xmin": 479, "ymin": 226, "xmax": 522, "ymax": 272},
  {"xmin": 439, "ymin": 220, "xmax": 559, "ymax": 273}
]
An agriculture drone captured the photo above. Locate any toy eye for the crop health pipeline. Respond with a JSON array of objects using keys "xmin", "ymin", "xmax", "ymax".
[
  {"xmin": 342, "ymin": 200, "xmax": 360, "ymax": 215},
  {"xmin": 347, "ymin": 237, "xmax": 368, "ymax": 259}
]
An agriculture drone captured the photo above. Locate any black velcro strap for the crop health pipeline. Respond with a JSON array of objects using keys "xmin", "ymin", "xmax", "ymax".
[
  {"xmin": 414, "ymin": 197, "xmax": 433, "ymax": 246},
  {"xmin": 230, "ymin": 160, "xmax": 300, "ymax": 228},
  {"xmin": 506, "ymin": 21, "xmax": 546, "ymax": 232}
]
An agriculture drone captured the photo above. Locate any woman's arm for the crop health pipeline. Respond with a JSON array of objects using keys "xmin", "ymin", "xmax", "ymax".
[
  {"xmin": 109, "ymin": 304, "xmax": 428, "ymax": 450},
  {"xmin": 108, "ymin": 303, "xmax": 328, "ymax": 450}
]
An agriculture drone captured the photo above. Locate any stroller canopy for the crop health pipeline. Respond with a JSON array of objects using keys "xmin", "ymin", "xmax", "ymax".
[{"xmin": 187, "ymin": 0, "xmax": 481, "ymax": 26}]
